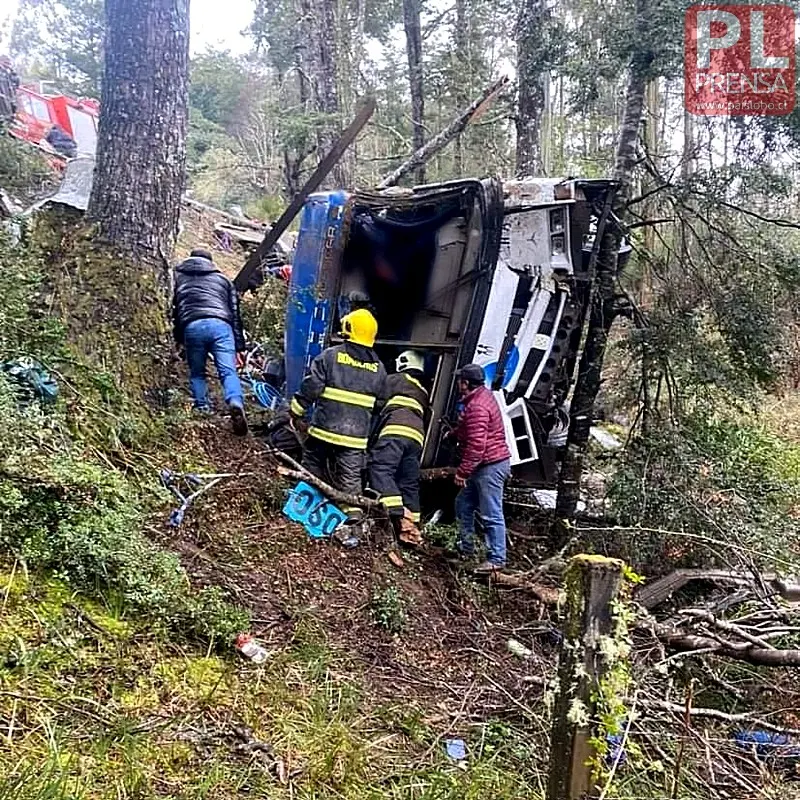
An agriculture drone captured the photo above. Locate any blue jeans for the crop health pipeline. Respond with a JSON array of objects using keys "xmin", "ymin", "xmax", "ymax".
[
  {"xmin": 183, "ymin": 318, "xmax": 244, "ymax": 409},
  {"xmin": 456, "ymin": 459, "xmax": 511, "ymax": 565}
]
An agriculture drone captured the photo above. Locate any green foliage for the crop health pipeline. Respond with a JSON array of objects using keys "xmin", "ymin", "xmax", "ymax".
[
  {"xmin": 424, "ymin": 522, "xmax": 459, "ymax": 551},
  {"xmin": 0, "ymin": 215, "xmax": 247, "ymax": 646},
  {"xmin": 0, "ymin": 379, "xmax": 248, "ymax": 644},
  {"xmin": 0, "ymin": 137, "xmax": 58, "ymax": 203},
  {"xmin": 607, "ymin": 411, "xmax": 800, "ymax": 572},
  {"xmin": 371, "ymin": 585, "xmax": 407, "ymax": 634},
  {"xmin": 189, "ymin": 50, "xmax": 255, "ymax": 132},
  {"xmin": 187, "ymin": 107, "xmax": 238, "ymax": 168},
  {"xmin": 240, "ymin": 275, "xmax": 289, "ymax": 357},
  {"xmin": 11, "ymin": 0, "xmax": 104, "ymax": 97}
]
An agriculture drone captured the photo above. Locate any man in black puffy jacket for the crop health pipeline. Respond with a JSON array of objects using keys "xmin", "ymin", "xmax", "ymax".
[{"xmin": 172, "ymin": 248, "xmax": 248, "ymax": 435}]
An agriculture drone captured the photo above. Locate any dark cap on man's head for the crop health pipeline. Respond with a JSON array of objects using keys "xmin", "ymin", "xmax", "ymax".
[
  {"xmin": 458, "ymin": 364, "xmax": 485, "ymax": 386},
  {"xmin": 190, "ymin": 248, "xmax": 213, "ymax": 260}
]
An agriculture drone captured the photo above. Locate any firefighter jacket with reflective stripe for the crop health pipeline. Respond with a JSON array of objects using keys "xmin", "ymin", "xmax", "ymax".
[
  {"xmin": 291, "ymin": 342, "xmax": 388, "ymax": 450},
  {"xmin": 374, "ymin": 371, "xmax": 429, "ymax": 447}
]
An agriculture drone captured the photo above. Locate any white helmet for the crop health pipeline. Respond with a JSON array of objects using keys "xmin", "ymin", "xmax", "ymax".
[{"xmin": 396, "ymin": 350, "xmax": 425, "ymax": 373}]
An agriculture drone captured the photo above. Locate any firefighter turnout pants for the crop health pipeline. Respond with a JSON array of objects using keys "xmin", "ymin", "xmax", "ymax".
[
  {"xmin": 369, "ymin": 435, "xmax": 421, "ymax": 523},
  {"xmin": 302, "ymin": 436, "xmax": 365, "ymax": 522}
]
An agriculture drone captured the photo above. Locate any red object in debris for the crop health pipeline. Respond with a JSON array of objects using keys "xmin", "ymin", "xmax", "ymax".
[
  {"xmin": 10, "ymin": 84, "xmax": 99, "ymax": 157},
  {"xmin": 235, "ymin": 633, "xmax": 269, "ymax": 663}
]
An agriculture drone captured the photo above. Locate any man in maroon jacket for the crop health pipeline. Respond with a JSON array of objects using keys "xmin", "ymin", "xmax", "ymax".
[{"xmin": 453, "ymin": 364, "xmax": 511, "ymax": 572}]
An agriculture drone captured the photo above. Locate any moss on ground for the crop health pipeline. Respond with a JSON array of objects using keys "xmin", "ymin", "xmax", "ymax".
[{"xmin": 0, "ymin": 563, "xmax": 545, "ymax": 800}]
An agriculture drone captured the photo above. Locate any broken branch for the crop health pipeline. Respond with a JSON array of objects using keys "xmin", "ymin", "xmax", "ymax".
[
  {"xmin": 643, "ymin": 699, "xmax": 800, "ymax": 737},
  {"xmin": 680, "ymin": 609, "xmax": 776, "ymax": 650},
  {"xmin": 268, "ymin": 447, "xmax": 383, "ymax": 513},
  {"xmin": 378, "ymin": 76, "xmax": 509, "ymax": 189},
  {"xmin": 654, "ymin": 627, "xmax": 800, "ymax": 667},
  {"xmin": 490, "ymin": 571, "xmax": 560, "ymax": 605}
]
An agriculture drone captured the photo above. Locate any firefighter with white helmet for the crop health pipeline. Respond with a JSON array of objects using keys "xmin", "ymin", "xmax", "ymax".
[
  {"xmin": 368, "ymin": 349, "xmax": 429, "ymax": 546},
  {"xmin": 290, "ymin": 308, "xmax": 388, "ymax": 525}
]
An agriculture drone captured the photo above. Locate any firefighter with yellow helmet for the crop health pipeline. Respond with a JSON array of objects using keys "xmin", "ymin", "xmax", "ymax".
[
  {"xmin": 368, "ymin": 350, "xmax": 429, "ymax": 546},
  {"xmin": 290, "ymin": 308, "xmax": 388, "ymax": 524}
]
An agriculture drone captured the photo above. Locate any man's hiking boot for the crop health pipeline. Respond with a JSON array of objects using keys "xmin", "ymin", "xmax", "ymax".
[
  {"xmin": 230, "ymin": 404, "xmax": 249, "ymax": 436},
  {"xmin": 473, "ymin": 560, "xmax": 504, "ymax": 574}
]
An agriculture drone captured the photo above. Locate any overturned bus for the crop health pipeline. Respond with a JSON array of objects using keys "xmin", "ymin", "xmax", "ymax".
[{"xmin": 280, "ymin": 176, "xmax": 617, "ymax": 488}]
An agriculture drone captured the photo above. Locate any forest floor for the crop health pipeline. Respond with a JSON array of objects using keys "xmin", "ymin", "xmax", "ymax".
[{"xmin": 0, "ymin": 403, "xmax": 562, "ymax": 800}]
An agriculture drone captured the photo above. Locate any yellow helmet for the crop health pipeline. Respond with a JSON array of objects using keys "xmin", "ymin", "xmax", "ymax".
[{"xmin": 340, "ymin": 308, "xmax": 378, "ymax": 348}]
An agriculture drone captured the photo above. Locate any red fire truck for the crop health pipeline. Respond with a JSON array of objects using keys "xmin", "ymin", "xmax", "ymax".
[{"xmin": 9, "ymin": 84, "xmax": 99, "ymax": 160}]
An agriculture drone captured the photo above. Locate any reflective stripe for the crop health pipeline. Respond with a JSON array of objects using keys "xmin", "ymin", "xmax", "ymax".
[
  {"xmin": 380, "ymin": 495, "xmax": 404, "ymax": 508},
  {"xmin": 385, "ymin": 395, "xmax": 424, "ymax": 414},
  {"xmin": 408, "ymin": 511, "xmax": 421, "ymax": 523},
  {"xmin": 405, "ymin": 374, "xmax": 428, "ymax": 395},
  {"xmin": 308, "ymin": 426, "xmax": 368, "ymax": 449},
  {"xmin": 321, "ymin": 386, "xmax": 376, "ymax": 409},
  {"xmin": 290, "ymin": 397, "xmax": 305, "ymax": 416},
  {"xmin": 379, "ymin": 424, "xmax": 424, "ymax": 447}
]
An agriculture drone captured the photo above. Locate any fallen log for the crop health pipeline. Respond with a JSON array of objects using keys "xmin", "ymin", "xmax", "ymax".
[
  {"xmin": 420, "ymin": 466, "xmax": 456, "ymax": 481},
  {"xmin": 182, "ymin": 197, "xmax": 267, "ymax": 232},
  {"xmin": 653, "ymin": 626, "xmax": 800, "ymax": 667},
  {"xmin": 377, "ymin": 76, "xmax": 509, "ymax": 189},
  {"xmin": 636, "ymin": 568, "xmax": 800, "ymax": 609},
  {"xmin": 490, "ymin": 571, "xmax": 560, "ymax": 605}
]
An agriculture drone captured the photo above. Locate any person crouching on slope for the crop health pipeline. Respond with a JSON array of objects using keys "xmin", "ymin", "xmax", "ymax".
[
  {"xmin": 172, "ymin": 248, "xmax": 248, "ymax": 436},
  {"xmin": 290, "ymin": 309, "xmax": 388, "ymax": 526},
  {"xmin": 369, "ymin": 350, "xmax": 429, "ymax": 547},
  {"xmin": 453, "ymin": 364, "xmax": 511, "ymax": 573}
]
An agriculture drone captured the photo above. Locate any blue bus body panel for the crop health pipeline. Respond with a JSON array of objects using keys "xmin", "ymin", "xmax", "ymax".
[{"xmin": 284, "ymin": 191, "xmax": 348, "ymax": 400}]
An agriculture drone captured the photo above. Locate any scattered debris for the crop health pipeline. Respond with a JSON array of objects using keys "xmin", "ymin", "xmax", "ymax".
[
  {"xmin": 160, "ymin": 469, "xmax": 240, "ymax": 527},
  {"xmin": 282, "ymin": 480, "xmax": 348, "ymax": 539},
  {"xmin": 506, "ymin": 638, "xmax": 533, "ymax": 659},
  {"xmin": 636, "ymin": 568, "xmax": 800, "ymax": 609},
  {"xmin": 332, "ymin": 525, "xmax": 361, "ymax": 549},
  {"xmin": 1, "ymin": 357, "xmax": 59, "ymax": 405},
  {"xmin": 589, "ymin": 425, "xmax": 623, "ymax": 451},
  {"xmin": 235, "ymin": 633, "xmax": 271, "ymax": 664},
  {"xmin": 445, "ymin": 738, "xmax": 467, "ymax": 763},
  {"xmin": 26, "ymin": 154, "xmax": 95, "ymax": 212}
]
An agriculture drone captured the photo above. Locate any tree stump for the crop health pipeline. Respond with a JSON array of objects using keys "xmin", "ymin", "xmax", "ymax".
[{"xmin": 546, "ymin": 555, "xmax": 625, "ymax": 800}]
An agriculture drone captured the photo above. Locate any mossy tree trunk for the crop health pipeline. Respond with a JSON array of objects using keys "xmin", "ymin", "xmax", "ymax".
[
  {"xmin": 87, "ymin": 0, "xmax": 189, "ymax": 272},
  {"xmin": 61, "ymin": 0, "xmax": 189, "ymax": 398}
]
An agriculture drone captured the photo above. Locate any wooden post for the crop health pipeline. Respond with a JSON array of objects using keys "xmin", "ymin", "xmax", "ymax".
[{"xmin": 546, "ymin": 555, "xmax": 625, "ymax": 800}]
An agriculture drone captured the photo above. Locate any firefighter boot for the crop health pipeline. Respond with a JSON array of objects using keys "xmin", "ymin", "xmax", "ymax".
[{"xmin": 395, "ymin": 510, "xmax": 423, "ymax": 548}]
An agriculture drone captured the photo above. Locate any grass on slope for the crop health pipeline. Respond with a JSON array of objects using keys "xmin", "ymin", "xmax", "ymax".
[{"xmin": 0, "ymin": 562, "xmax": 545, "ymax": 800}]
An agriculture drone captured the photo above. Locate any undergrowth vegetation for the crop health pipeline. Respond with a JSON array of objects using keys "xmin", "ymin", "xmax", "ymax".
[
  {"xmin": 0, "ymin": 227, "xmax": 247, "ymax": 644},
  {"xmin": 0, "ymin": 565, "xmax": 545, "ymax": 799},
  {"xmin": 604, "ymin": 408, "xmax": 800, "ymax": 573}
]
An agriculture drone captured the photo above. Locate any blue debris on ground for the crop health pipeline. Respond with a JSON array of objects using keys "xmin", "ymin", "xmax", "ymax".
[
  {"xmin": 283, "ymin": 480, "xmax": 347, "ymax": 539},
  {"xmin": 445, "ymin": 738, "xmax": 467, "ymax": 761}
]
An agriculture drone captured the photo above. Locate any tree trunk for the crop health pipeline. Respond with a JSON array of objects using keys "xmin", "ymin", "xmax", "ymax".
[
  {"xmin": 553, "ymin": 0, "xmax": 654, "ymax": 530},
  {"xmin": 303, "ymin": 0, "xmax": 349, "ymax": 187},
  {"xmin": 403, "ymin": 0, "xmax": 425, "ymax": 184},
  {"xmin": 453, "ymin": 0, "xmax": 468, "ymax": 176},
  {"xmin": 515, "ymin": 0, "xmax": 547, "ymax": 177},
  {"xmin": 87, "ymin": 0, "xmax": 189, "ymax": 271}
]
